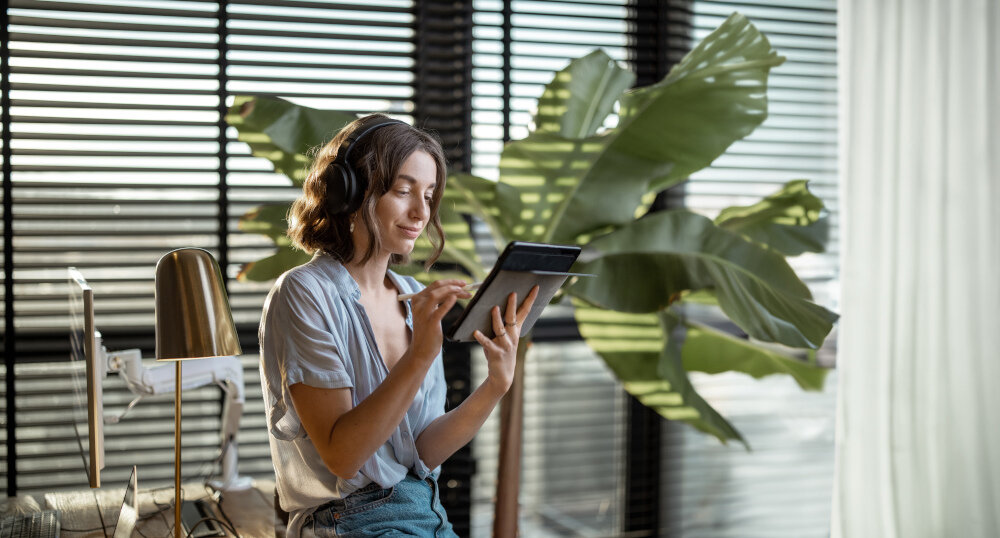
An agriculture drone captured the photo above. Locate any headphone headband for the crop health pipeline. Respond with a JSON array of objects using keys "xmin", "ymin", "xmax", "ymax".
[
  {"xmin": 326, "ymin": 116, "xmax": 406, "ymax": 215},
  {"xmin": 335, "ymin": 116, "xmax": 405, "ymax": 166}
]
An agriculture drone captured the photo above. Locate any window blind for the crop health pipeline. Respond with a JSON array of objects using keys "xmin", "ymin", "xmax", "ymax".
[
  {"xmin": 685, "ymin": 0, "xmax": 839, "ymax": 308},
  {"xmin": 469, "ymin": 1, "xmax": 632, "ymax": 535},
  {"xmin": 661, "ymin": 2, "xmax": 839, "ymax": 537},
  {"xmin": 1, "ymin": 0, "xmax": 422, "ymax": 495},
  {"xmin": 6, "ymin": 0, "xmax": 228, "ymax": 493}
]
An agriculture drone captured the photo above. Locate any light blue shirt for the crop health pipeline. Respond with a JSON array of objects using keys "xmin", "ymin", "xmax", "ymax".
[{"xmin": 258, "ymin": 252, "xmax": 447, "ymax": 536}]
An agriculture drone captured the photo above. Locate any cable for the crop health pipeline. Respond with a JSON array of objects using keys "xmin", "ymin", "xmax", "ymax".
[
  {"xmin": 137, "ymin": 503, "xmax": 173, "ymax": 523},
  {"xmin": 204, "ymin": 486, "xmax": 240, "ymax": 538},
  {"xmin": 194, "ymin": 436, "xmax": 233, "ymax": 484},
  {"xmin": 62, "ymin": 502, "xmax": 173, "ymax": 534},
  {"xmin": 215, "ymin": 502, "xmax": 238, "ymax": 538},
  {"xmin": 133, "ymin": 499, "xmax": 174, "ymax": 538},
  {"xmin": 183, "ymin": 516, "xmax": 239, "ymax": 538}
]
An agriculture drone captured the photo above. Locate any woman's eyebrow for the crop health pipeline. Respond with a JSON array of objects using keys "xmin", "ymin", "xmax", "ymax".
[{"xmin": 396, "ymin": 174, "xmax": 435, "ymax": 188}]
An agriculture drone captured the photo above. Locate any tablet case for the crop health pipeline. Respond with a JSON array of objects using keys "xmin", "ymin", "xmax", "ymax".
[{"xmin": 446, "ymin": 242, "xmax": 590, "ymax": 342}]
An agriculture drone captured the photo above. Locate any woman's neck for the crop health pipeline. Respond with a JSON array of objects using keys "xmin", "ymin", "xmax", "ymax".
[{"xmin": 343, "ymin": 253, "xmax": 393, "ymax": 296}]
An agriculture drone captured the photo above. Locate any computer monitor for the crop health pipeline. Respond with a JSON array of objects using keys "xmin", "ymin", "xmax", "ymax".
[
  {"xmin": 68, "ymin": 267, "xmax": 104, "ymax": 488},
  {"xmin": 67, "ymin": 266, "xmax": 249, "ymax": 494}
]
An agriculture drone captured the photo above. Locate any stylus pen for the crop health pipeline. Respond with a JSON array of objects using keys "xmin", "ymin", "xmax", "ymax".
[{"xmin": 397, "ymin": 282, "xmax": 481, "ymax": 301}]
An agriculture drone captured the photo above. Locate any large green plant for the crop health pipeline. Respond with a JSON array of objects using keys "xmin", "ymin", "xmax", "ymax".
[{"xmin": 227, "ymin": 13, "xmax": 838, "ymax": 445}]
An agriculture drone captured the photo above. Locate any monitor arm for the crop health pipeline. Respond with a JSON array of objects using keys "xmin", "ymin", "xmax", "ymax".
[{"xmin": 101, "ymin": 336, "xmax": 252, "ymax": 492}]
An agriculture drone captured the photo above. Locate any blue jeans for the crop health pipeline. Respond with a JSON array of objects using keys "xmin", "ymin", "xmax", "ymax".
[{"xmin": 307, "ymin": 475, "xmax": 457, "ymax": 537}]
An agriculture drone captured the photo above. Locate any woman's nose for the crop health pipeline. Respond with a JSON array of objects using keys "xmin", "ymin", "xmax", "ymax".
[{"xmin": 411, "ymin": 198, "xmax": 429, "ymax": 220}]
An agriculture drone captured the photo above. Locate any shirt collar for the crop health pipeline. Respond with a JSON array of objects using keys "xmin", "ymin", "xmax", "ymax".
[
  {"xmin": 313, "ymin": 253, "xmax": 414, "ymax": 329},
  {"xmin": 313, "ymin": 252, "xmax": 361, "ymax": 300},
  {"xmin": 386, "ymin": 271, "xmax": 415, "ymax": 330}
]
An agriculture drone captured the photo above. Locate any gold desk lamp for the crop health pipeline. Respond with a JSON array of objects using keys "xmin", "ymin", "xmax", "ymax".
[{"xmin": 154, "ymin": 248, "xmax": 242, "ymax": 538}]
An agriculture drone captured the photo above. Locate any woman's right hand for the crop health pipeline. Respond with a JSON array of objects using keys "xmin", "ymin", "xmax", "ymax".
[{"xmin": 407, "ymin": 279, "xmax": 472, "ymax": 361}]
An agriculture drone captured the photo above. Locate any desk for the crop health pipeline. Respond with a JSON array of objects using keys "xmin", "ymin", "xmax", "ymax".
[{"xmin": 44, "ymin": 480, "xmax": 282, "ymax": 538}]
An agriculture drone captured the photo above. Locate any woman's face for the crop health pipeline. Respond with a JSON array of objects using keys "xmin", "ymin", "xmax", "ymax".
[{"xmin": 357, "ymin": 150, "xmax": 438, "ymax": 258}]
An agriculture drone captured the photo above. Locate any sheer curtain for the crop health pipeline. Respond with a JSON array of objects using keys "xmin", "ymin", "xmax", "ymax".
[{"xmin": 833, "ymin": 1, "xmax": 1000, "ymax": 536}]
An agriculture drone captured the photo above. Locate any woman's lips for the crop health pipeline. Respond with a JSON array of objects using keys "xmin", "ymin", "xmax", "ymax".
[{"xmin": 399, "ymin": 226, "xmax": 422, "ymax": 239}]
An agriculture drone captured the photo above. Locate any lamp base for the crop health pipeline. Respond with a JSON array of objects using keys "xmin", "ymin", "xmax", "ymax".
[{"xmin": 207, "ymin": 475, "xmax": 254, "ymax": 492}]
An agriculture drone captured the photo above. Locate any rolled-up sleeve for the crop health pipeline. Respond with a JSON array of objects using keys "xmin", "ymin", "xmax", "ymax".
[
  {"xmin": 261, "ymin": 272, "xmax": 352, "ymax": 440},
  {"xmin": 269, "ymin": 273, "xmax": 353, "ymax": 389}
]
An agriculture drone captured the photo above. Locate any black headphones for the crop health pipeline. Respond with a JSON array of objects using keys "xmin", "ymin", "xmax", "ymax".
[{"xmin": 325, "ymin": 116, "xmax": 405, "ymax": 215}]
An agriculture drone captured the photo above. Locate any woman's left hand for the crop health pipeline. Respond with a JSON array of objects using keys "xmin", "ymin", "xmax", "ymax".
[{"xmin": 473, "ymin": 285, "xmax": 540, "ymax": 393}]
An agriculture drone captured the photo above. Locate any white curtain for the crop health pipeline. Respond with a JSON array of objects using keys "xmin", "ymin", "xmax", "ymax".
[{"xmin": 834, "ymin": 1, "xmax": 1000, "ymax": 536}]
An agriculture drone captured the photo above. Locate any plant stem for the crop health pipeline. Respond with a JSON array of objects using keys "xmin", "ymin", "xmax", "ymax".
[{"xmin": 493, "ymin": 334, "xmax": 530, "ymax": 538}]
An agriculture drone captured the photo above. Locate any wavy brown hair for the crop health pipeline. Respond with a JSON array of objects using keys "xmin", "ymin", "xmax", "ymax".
[{"xmin": 287, "ymin": 115, "xmax": 447, "ymax": 268}]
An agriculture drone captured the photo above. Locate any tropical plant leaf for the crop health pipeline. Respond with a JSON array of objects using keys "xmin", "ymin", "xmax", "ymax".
[
  {"xmin": 448, "ymin": 173, "xmax": 523, "ymax": 250},
  {"xmin": 619, "ymin": 12, "xmax": 786, "ymax": 190},
  {"xmin": 572, "ymin": 300, "xmax": 745, "ymax": 445},
  {"xmin": 667, "ymin": 307, "xmax": 828, "ymax": 390},
  {"xmin": 715, "ymin": 179, "xmax": 828, "ymax": 256},
  {"xmin": 532, "ymin": 49, "xmax": 635, "ymax": 138},
  {"xmin": 532, "ymin": 14, "xmax": 784, "ymax": 244},
  {"xmin": 239, "ymin": 202, "xmax": 293, "ymax": 245},
  {"xmin": 225, "ymin": 96, "xmax": 356, "ymax": 186},
  {"xmin": 569, "ymin": 210, "xmax": 838, "ymax": 349},
  {"xmin": 498, "ymin": 133, "xmax": 616, "ymax": 242},
  {"xmin": 238, "ymin": 245, "xmax": 312, "ymax": 282}
]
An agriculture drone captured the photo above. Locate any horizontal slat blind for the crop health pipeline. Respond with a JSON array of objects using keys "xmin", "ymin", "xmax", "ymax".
[
  {"xmin": 685, "ymin": 0, "xmax": 839, "ymax": 308},
  {"xmin": 2, "ymin": 2, "xmax": 11, "ymax": 493},
  {"xmin": 469, "ymin": 1, "xmax": 630, "ymax": 535},
  {"xmin": 470, "ymin": 0, "xmax": 630, "ymax": 178},
  {"xmin": 7, "ymin": 0, "xmax": 227, "ymax": 493},
  {"xmin": 470, "ymin": 341, "xmax": 626, "ymax": 536},
  {"xmin": 2, "ymin": 0, "xmax": 420, "ymax": 494},
  {"xmin": 662, "ymin": 370, "xmax": 838, "ymax": 538},
  {"xmin": 662, "ymin": 2, "xmax": 839, "ymax": 537}
]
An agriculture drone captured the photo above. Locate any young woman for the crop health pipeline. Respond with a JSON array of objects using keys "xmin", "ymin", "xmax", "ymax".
[{"xmin": 259, "ymin": 114, "xmax": 538, "ymax": 537}]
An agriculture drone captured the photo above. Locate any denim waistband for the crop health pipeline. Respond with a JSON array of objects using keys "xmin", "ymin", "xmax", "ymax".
[{"xmin": 315, "ymin": 474, "xmax": 433, "ymax": 513}]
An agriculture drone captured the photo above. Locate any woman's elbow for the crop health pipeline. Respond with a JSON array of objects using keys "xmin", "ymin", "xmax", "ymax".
[
  {"xmin": 322, "ymin": 454, "xmax": 361, "ymax": 480},
  {"xmin": 330, "ymin": 469, "xmax": 358, "ymax": 480},
  {"xmin": 331, "ymin": 467, "xmax": 359, "ymax": 481}
]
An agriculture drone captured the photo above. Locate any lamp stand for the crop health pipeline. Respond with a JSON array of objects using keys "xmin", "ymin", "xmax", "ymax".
[{"xmin": 174, "ymin": 360, "xmax": 182, "ymax": 538}]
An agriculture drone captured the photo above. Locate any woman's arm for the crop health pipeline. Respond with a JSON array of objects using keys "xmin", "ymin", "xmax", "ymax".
[
  {"xmin": 291, "ymin": 349, "xmax": 432, "ymax": 479},
  {"xmin": 415, "ymin": 286, "xmax": 538, "ymax": 469},
  {"xmin": 289, "ymin": 279, "xmax": 470, "ymax": 479},
  {"xmin": 414, "ymin": 375, "xmax": 507, "ymax": 471}
]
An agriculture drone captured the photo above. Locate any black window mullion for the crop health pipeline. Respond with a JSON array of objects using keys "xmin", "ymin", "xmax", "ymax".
[
  {"xmin": 625, "ymin": 1, "xmax": 694, "ymax": 536},
  {"xmin": 217, "ymin": 0, "xmax": 230, "ymax": 283},
  {"xmin": 412, "ymin": 0, "xmax": 473, "ymax": 171},
  {"xmin": 412, "ymin": 1, "xmax": 475, "ymax": 534},
  {"xmin": 501, "ymin": 0, "xmax": 512, "ymax": 144},
  {"xmin": 2, "ymin": 0, "xmax": 16, "ymax": 497}
]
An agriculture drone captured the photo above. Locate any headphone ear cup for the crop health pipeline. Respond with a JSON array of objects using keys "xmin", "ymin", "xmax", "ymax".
[
  {"xmin": 324, "ymin": 162, "xmax": 350, "ymax": 215},
  {"xmin": 341, "ymin": 164, "xmax": 361, "ymax": 215}
]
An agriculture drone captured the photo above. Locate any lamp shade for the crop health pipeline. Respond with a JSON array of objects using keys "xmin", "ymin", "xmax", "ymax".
[{"xmin": 155, "ymin": 248, "xmax": 242, "ymax": 361}]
